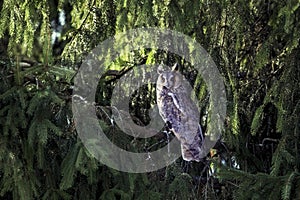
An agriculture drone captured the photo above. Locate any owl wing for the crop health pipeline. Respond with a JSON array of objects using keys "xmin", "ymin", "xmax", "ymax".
[{"xmin": 180, "ymin": 125, "xmax": 203, "ymax": 162}]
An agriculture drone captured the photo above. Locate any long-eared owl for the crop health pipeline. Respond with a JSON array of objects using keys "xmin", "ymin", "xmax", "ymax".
[{"xmin": 156, "ymin": 64, "xmax": 204, "ymax": 162}]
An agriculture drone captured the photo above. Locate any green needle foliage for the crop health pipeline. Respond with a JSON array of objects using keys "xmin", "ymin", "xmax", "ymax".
[{"xmin": 0, "ymin": 0, "xmax": 299, "ymax": 199}]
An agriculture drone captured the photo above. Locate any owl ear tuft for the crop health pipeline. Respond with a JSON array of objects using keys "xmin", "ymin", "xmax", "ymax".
[
  {"xmin": 157, "ymin": 64, "xmax": 164, "ymax": 74},
  {"xmin": 171, "ymin": 63, "xmax": 179, "ymax": 71}
]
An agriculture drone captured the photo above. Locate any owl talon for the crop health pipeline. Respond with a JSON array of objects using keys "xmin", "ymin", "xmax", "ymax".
[{"xmin": 182, "ymin": 160, "xmax": 191, "ymax": 173}]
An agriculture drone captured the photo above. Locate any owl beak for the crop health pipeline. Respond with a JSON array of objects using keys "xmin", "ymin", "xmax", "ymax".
[{"xmin": 165, "ymin": 82, "xmax": 170, "ymax": 88}]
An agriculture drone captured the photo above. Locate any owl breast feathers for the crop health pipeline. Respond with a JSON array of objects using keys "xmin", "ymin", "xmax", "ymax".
[{"xmin": 156, "ymin": 64, "xmax": 204, "ymax": 162}]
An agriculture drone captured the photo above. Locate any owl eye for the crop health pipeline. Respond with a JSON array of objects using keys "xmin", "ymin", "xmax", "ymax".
[
  {"xmin": 160, "ymin": 76, "xmax": 165, "ymax": 82},
  {"xmin": 170, "ymin": 76, "xmax": 174, "ymax": 82}
]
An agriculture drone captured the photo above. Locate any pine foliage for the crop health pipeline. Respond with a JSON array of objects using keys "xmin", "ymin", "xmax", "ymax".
[{"xmin": 0, "ymin": 0, "xmax": 299, "ymax": 199}]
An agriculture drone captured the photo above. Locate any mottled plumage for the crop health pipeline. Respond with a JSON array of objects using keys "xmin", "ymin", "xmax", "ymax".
[{"xmin": 156, "ymin": 64, "xmax": 204, "ymax": 162}]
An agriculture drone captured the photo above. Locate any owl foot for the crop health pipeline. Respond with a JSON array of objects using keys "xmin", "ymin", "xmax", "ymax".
[{"xmin": 182, "ymin": 160, "xmax": 191, "ymax": 173}]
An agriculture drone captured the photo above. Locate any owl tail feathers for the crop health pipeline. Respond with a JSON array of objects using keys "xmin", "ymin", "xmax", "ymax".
[{"xmin": 181, "ymin": 144, "xmax": 202, "ymax": 162}]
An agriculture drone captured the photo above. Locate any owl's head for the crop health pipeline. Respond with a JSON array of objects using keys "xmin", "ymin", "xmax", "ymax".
[{"xmin": 157, "ymin": 63, "xmax": 182, "ymax": 89}]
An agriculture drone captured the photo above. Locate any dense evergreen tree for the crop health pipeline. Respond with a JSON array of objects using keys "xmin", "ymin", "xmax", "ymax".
[{"xmin": 0, "ymin": 0, "xmax": 299, "ymax": 199}]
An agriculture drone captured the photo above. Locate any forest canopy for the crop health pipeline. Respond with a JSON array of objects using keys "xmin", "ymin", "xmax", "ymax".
[{"xmin": 0, "ymin": 0, "xmax": 299, "ymax": 199}]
